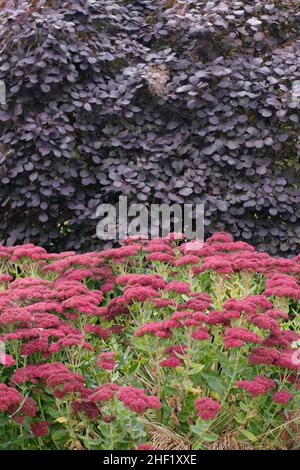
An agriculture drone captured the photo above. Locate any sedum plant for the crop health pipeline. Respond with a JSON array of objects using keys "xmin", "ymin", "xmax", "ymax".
[{"xmin": 0, "ymin": 232, "xmax": 300, "ymax": 449}]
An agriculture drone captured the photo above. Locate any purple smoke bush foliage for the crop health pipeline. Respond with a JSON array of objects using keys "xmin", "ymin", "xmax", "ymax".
[{"xmin": 0, "ymin": 0, "xmax": 299, "ymax": 254}]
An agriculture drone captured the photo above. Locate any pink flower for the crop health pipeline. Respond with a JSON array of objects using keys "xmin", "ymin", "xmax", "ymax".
[
  {"xmin": 183, "ymin": 318, "xmax": 200, "ymax": 327},
  {"xmin": 72, "ymin": 395, "xmax": 100, "ymax": 420},
  {"xmin": 11, "ymin": 244, "xmax": 47, "ymax": 261},
  {"xmin": 224, "ymin": 327, "xmax": 262, "ymax": 348},
  {"xmin": 134, "ymin": 321, "xmax": 171, "ymax": 338},
  {"xmin": 192, "ymin": 326, "xmax": 210, "ymax": 340},
  {"xmin": 164, "ymin": 319, "xmax": 181, "ymax": 329},
  {"xmin": 137, "ymin": 443, "xmax": 155, "ymax": 450},
  {"xmin": 236, "ymin": 375, "xmax": 276, "ymax": 397},
  {"xmin": 231, "ymin": 251, "xmax": 269, "ymax": 272},
  {"xmin": 266, "ymin": 309, "xmax": 289, "ymax": 320},
  {"xmin": 48, "ymin": 334, "xmax": 92, "ymax": 355},
  {"xmin": 288, "ymin": 375, "xmax": 300, "ymax": 390},
  {"xmin": 174, "ymin": 255, "xmax": 199, "ymax": 267},
  {"xmin": 144, "ymin": 243, "xmax": 173, "ymax": 254},
  {"xmin": 193, "ymin": 311, "xmax": 209, "ymax": 322},
  {"xmin": 165, "ymin": 345, "xmax": 187, "ymax": 355},
  {"xmin": 22, "ymin": 337, "xmax": 50, "ymax": 356},
  {"xmin": 195, "ymin": 397, "xmax": 221, "ymax": 420},
  {"xmin": 19, "ymin": 397, "xmax": 38, "ymax": 417},
  {"xmin": 153, "ymin": 298, "xmax": 177, "ymax": 308},
  {"xmin": 274, "ymin": 349, "xmax": 300, "ymax": 371},
  {"xmin": 102, "ymin": 414, "xmax": 116, "ymax": 423},
  {"xmin": 89, "ymin": 383, "xmax": 120, "ymax": 403},
  {"xmin": 105, "ymin": 297, "xmax": 129, "ymax": 319},
  {"xmin": 248, "ymin": 347, "xmax": 280, "ymax": 365},
  {"xmin": 160, "ymin": 345, "xmax": 186, "ymax": 368},
  {"xmin": 101, "ymin": 246, "xmax": 140, "ymax": 260},
  {"xmin": 85, "ymin": 324, "xmax": 117, "ymax": 339},
  {"xmin": 116, "ymin": 274, "xmax": 166, "ymax": 289},
  {"xmin": 181, "ymin": 239, "xmax": 204, "ymax": 253},
  {"xmin": 197, "ymin": 255, "xmax": 233, "ymax": 274},
  {"xmin": 146, "ymin": 253, "xmax": 175, "ymax": 264},
  {"xmin": 264, "ymin": 274, "xmax": 300, "ymax": 300},
  {"xmin": 223, "ymin": 295, "xmax": 272, "ymax": 316},
  {"xmin": 0, "ymin": 274, "xmax": 13, "ymax": 283},
  {"xmin": 165, "ymin": 281, "xmax": 191, "ymax": 294},
  {"xmin": 0, "ymin": 354, "xmax": 16, "ymax": 366},
  {"xmin": 272, "ymin": 391, "xmax": 293, "ymax": 404},
  {"xmin": 160, "ymin": 356, "xmax": 183, "ymax": 368},
  {"xmin": 206, "ymin": 232, "xmax": 233, "ymax": 244},
  {"xmin": 118, "ymin": 386, "xmax": 161, "ymax": 414},
  {"xmin": 178, "ymin": 294, "xmax": 211, "ymax": 311},
  {"xmin": 0, "ymin": 384, "xmax": 22, "ymax": 413},
  {"xmin": 122, "ymin": 235, "xmax": 148, "ymax": 244},
  {"xmin": 221, "ymin": 241, "xmax": 255, "ymax": 252},
  {"xmin": 263, "ymin": 330, "xmax": 300, "ymax": 348},
  {"xmin": 123, "ymin": 286, "xmax": 158, "ymax": 302},
  {"xmin": 171, "ymin": 310, "xmax": 193, "ymax": 321},
  {"xmin": 31, "ymin": 421, "xmax": 49, "ymax": 437},
  {"xmin": 248, "ymin": 314, "xmax": 280, "ymax": 333},
  {"xmin": 97, "ymin": 352, "xmax": 116, "ymax": 370},
  {"xmin": 11, "ymin": 363, "xmax": 86, "ymax": 398},
  {"xmin": 206, "ymin": 310, "xmax": 228, "ymax": 325}
]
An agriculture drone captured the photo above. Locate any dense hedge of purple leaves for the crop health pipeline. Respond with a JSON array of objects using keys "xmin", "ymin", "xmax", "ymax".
[{"xmin": 0, "ymin": 0, "xmax": 299, "ymax": 254}]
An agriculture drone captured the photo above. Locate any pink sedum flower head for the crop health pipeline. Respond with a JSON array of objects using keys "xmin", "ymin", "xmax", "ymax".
[
  {"xmin": 165, "ymin": 280, "xmax": 191, "ymax": 294},
  {"xmin": 236, "ymin": 375, "xmax": 276, "ymax": 397},
  {"xmin": 124, "ymin": 286, "xmax": 158, "ymax": 302},
  {"xmin": 206, "ymin": 232, "xmax": 234, "ymax": 244},
  {"xmin": 118, "ymin": 386, "xmax": 161, "ymax": 414},
  {"xmin": 195, "ymin": 397, "xmax": 221, "ymax": 420},
  {"xmin": 137, "ymin": 443, "xmax": 155, "ymax": 450},
  {"xmin": 181, "ymin": 239, "xmax": 204, "ymax": 253},
  {"xmin": 89, "ymin": 383, "xmax": 120, "ymax": 403},
  {"xmin": 97, "ymin": 352, "xmax": 116, "ymax": 370},
  {"xmin": 265, "ymin": 274, "xmax": 300, "ymax": 300},
  {"xmin": 175, "ymin": 255, "xmax": 199, "ymax": 267},
  {"xmin": 272, "ymin": 391, "xmax": 293, "ymax": 404},
  {"xmin": 224, "ymin": 327, "xmax": 262, "ymax": 348},
  {"xmin": 31, "ymin": 421, "xmax": 49, "ymax": 437}
]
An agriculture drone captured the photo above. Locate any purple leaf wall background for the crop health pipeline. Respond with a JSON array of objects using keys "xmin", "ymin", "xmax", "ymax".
[{"xmin": 0, "ymin": 0, "xmax": 299, "ymax": 254}]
